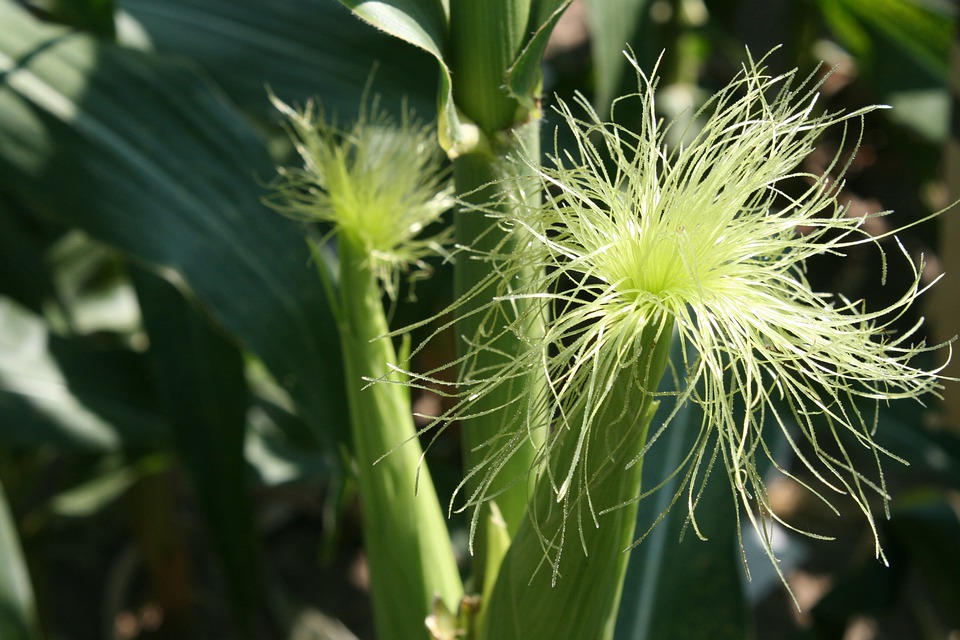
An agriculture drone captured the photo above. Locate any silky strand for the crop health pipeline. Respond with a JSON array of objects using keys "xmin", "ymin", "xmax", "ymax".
[{"xmin": 401, "ymin": 50, "xmax": 951, "ymax": 634}]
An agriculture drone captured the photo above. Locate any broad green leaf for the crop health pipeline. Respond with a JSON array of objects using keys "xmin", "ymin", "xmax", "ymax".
[
  {"xmin": 336, "ymin": 0, "xmax": 473, "ymax": 155},
  {"xmin": 817, "ymin": 0, "xmax": 872, "ymax": 58},
  {"xmin": 25, "ymin": 0, "xmax": 116, "ymax": 37},
  {"xmin": 817, "ymin": 0, "xmax": 954, "ymax": 76},
  {"xmin": 246, "ymin": 396, "xmax": 332, "ymax": 487},
  {"xmin": 44, "ymin": 232, "xmax": 141, "ymax": 335},
  {"xmin": 614, "ymin": 340, "xmax": 748, "ymax": 639},
  {"xmin": 583, "ymin": 0, "xmax": 652, "ymax": 112},
  {"xmin": 815, "ymin": 0, "xmax": 954, "ymax": 142},
  {"xmin": 0, "ymin": 298, "xmax": 167, "ymax": 451},
  {"xmin": 884, "ymin": 86, "xmax": 950, "ymax": 142},
  {"xmin": 0, "ymin": 200, "xmax": 57, "ymax": 316},
  {"xmin": 0, "ymin": 479, "xmax": 40, "ymax": 640},
  {"xmin": 133, "ymin": 267, "xmax": 262, "ymax": 631},
  {"xmin": 338, "ymin": 0, "xmax": 447, "ymax": 57},
  {"xmin": 118, "ymin": 0, "xmax": 438, "ymax": 120},
  {"xmin": 0, "ymin": 1, "xmax": 347, "ymax": 448}
]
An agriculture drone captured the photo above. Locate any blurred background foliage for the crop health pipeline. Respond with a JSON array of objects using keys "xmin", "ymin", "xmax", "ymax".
[{"xmin": 0, "ymin": 0, "xmax": 958, "ymax": 638}]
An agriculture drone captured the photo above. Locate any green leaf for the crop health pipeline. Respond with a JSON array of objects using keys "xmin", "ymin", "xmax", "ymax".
[
  {"xmin": 44, "ymin": 232, "xmax": 140, "ymax": 335},
  {"xmin": 614, "ymin": 341, "xmax": 748, "ymax": 640},
  {"xmin": 0, "ymin": 298, "xmax": 167, "ymax": 451},
  {"xmin": 0, "ymin": 199, "xmax": 58, "ymax": 316},
  {"xmin": 0, "ymin": 479, "xmax": 40, "ymax": 640},
  {"xmin": 336, "ymin": 0, "xmax": 472, "ymax": 155},
  {"xmin": 817, "ymin": 0, "xmax": 955, "ymax": 76},
  {"xmin": 133, "ymin": 267, "xmax": 262, "ymax": 631},
  {"xmin": 118, "ymin": 0, "xmax": 438, "ymax": 120},
  {"xmin": 246, "ymin": 395, "xmax": 333, "ymax": 487},
  {"xmin": 0, "ymin": 1, "xmax": 347, "ymax": 449},
  {"xmin": 26, "ymin": 0, "xmax": 116, "ymax": 37},
  {"xmin": 505, "ymin": 0, "xmax": 571, "ymax": 110},
  {"xmin": 337, "ymin": 0, "xmax": 447, "ymax": 57},
  {"xmin": 818, "ymin": 0, "xmax": 873, "ymax": 58},
  {"xmin": 583, "ymin": 0, "xmax": 652, "ymax": 112}
]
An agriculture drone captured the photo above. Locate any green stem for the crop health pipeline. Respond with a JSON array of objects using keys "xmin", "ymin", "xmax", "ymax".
[
  {"xmin": 479, "ymin": 319, "xmax": 674, "ymax": 640},
  {"xmin": 452, "ymin": 122, "xmax": 547, "ymax": 582},
  {"xmin": 447, "ymin": 0, "xmax": 548, "ymax": 605},
  {"xmin": 449, "ymin": 0, "xmax": 531, "ymax": 135},
  {"xmin": 336, "ymin": 234, "xmax": 463, "ymax": 640}
]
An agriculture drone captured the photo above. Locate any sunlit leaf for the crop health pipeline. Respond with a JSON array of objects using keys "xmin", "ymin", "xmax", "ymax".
[
  {"xmin": 119, "ymin": 0, "xmax": 438, "ymax": 120},
  {"xmin": 0, "ymin": 1, "xmax": 347, "ymax": 448},
  {"xmin": 0, "ymin": 298, "xmax": 167, "ymax": 451},
  {"xmin": 336, "ymin": 0, "xmax": 468, "ymax": 153},
  {"xmin": 817, "ymin": 0, "xmax": 954, "ymax": 76}
]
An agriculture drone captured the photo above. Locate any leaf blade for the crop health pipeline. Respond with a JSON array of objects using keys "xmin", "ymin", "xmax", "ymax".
[
  {"xmin": 0, "ymin": 2, "xmax": 347, "ymax": 448},
  {"xmin": 119, "ymin": 0, "xmax": 439, "ymax": 119},
  {"xmin": 0, "ymin": 479, "xmax": 40, "ymax": 640},
  {"xmin": 133, "ymin": 267, "xmax": 262, "ymax": 631}
]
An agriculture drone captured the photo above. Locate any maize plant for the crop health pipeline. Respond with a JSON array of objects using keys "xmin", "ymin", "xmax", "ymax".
[
  {"xmin": 269, "ymin": 12, "xmax": 953, "ymax": 634},
  {"xmin": 1, "ymin": 1, "xmax": 957, "ymax": 639}
]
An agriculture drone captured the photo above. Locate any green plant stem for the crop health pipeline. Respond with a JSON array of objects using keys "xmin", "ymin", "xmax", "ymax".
[
  {"xmin": 447, "ymin": 0, "xmax": 547, "ymax": 545},
  {"xmin": 447, "ymin": 0, "xmax": 551, "ymax": 607},
  {"xmin": 452, "ymin": 122, "xmax": 547, "ymax": 583},
  {"xmin": 336, "ymin": 233, "xmax": 463, "ymax": 640},
  {"xmin": 449, "ymin": 0, "xmax": 531, "ymax": 135},
  {"xmin": 479, "ymin": 320, "xmax": 675, "ymax": 640}
]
